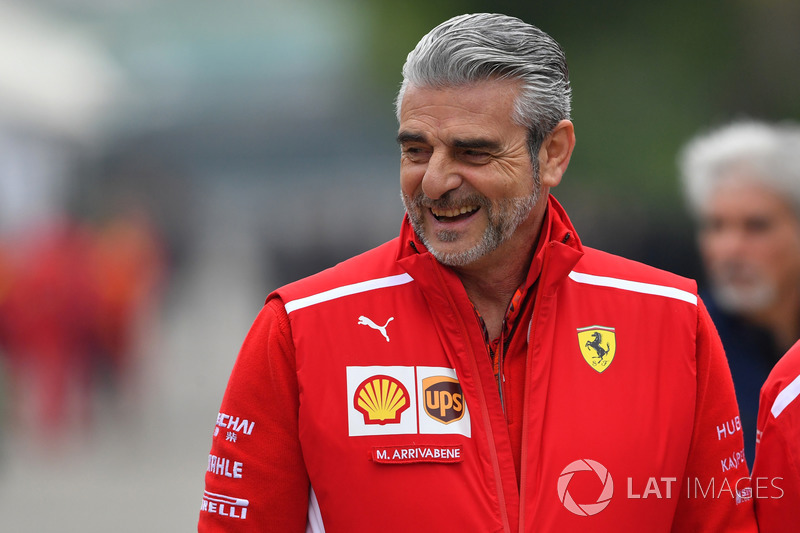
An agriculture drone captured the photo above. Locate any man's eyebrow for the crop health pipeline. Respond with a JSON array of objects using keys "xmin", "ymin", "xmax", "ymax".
[
  {"xmin": 396, "ymin": 132, "xmax": 501, "ymax": 151},
  {"xmin": 396, "ymin": 131, "xmax": 427, "ymax": 145},
  {"xmin": 452, "ymin": 138, "xmax": 501, "ymax": 151}
]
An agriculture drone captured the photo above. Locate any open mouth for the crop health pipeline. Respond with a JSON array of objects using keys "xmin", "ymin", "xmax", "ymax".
[{"xmin": 430, "ymin": 205, "xmax": 480, "ymax": 222}]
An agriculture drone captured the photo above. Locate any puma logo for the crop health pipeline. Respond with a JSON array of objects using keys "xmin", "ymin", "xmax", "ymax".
[{"xmin": 358, "ymin": 315, "xmax": 394, "ymax": 342}]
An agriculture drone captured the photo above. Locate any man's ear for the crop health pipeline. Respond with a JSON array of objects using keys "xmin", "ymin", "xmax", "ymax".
[{"xmin": 538, "ymin": 120, "xmax": 575, "ymax": 188}]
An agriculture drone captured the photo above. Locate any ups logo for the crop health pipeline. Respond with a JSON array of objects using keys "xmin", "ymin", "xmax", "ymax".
[{"xmin": 423, "ymin": 376, "xmax": 465, "ymax": 424}]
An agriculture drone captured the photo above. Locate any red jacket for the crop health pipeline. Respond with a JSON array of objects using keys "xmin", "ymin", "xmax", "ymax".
[
  {"xmin": 752, "ymin": 339, "xmax": 800, "ymax": 532},
  {"xmin": 198, "ymin": 196, "xmax": 756, "ymax": 532}
]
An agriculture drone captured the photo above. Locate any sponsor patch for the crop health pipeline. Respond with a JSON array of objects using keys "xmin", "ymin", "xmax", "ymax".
[
  {"xmin": 201, "ymin": 490, "xmax": 248, "ymax": 520},
  {"xmin": 577, "ymin": 326, "xmax": 616, "ymax": 372},
  {"xmin": 357, "ymin": 315, "xmax": 394, "ymax": 342},
  {"xmin": 207, "ymin": 454, "xmax": 243, "ymax": 479},
  {"xmin": 715, "ymin": 416, "xmax": 742, "ymax": 441},
  {"xmin": 721, "ymin": 447, "xmax": 747, "ymax": 473},
  {"xmin": 347, "ymin": 366, "xmax": 417, "ymax": 437},
  {"xmin": 354, "ymin": 375, "xmax": 411, "ymax": 425},
  {"xmin": 372, "ymin": 444, "xmax": 463, "ymax": 464},
  {"xmin": 422, "ymin": 376, "xmax": 465, "ymax": 424},
  {"xmin": 346, "ymin": 366, "xmax": 471, "ymax": 437},
  {"xmin": 736, "ymin": 487, "xmax": 753, "ymax": 505},
  {"xmin": 417, "ymin": 367, "xmax": 470, "ymax": 437},
  {"xmin": 214, "ymin": 412, "xmax": 255, "ymax": 443}
]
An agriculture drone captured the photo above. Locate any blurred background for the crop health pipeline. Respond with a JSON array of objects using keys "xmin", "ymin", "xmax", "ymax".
[{"xmin": 0, "ymin": 0, "xmax": 797, "ymax": 530}]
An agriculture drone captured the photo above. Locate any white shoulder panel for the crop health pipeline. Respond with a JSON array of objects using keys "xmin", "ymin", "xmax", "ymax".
[
  {"xmin": 771, "ymin": 373, "xmax": 800, "ymax": 419},
  {"xmin": 285, "ymin": 273, "xmax": 414, "ymax": 314},
  {"xmin": 568, "ymin": 271, "xmax": 698, "ymax": 306}
]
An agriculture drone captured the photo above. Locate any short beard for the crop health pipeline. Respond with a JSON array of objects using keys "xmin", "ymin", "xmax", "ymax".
[
  {"xmin": 402, "ymin": 187, "xmax": 539, "ymax": 267},
  {"xmin": 711, "ymin": 279, "xmax": 777, "ymax": 315},
  {"xmin": 707, "ymin": 260, "xmax": 778, "ymax": 314}
]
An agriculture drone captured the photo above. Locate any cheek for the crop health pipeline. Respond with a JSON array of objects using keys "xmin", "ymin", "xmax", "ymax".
[
  {"xmin": 757, "ymin": 223, "xmax": 800, "ymax": 256},
  {"xmin": 698, "ymin": 232, "xmax": 728, "ymax": 263},
  {"xmin": 733, "ymin": 234, "xmax": 799, "ymax": 283},
  {"xmin": 399, "ymin": 165, "xmax": 424, "ymax": 196},
  {"xmin": 764, "ymin": 237, "xmax": 800, "ymax": 274}
]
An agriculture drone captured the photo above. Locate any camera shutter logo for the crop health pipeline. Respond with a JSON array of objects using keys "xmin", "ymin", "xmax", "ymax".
[{"xmin": 557, "ymin": 459, "xmax": 614, "ymax": 516}]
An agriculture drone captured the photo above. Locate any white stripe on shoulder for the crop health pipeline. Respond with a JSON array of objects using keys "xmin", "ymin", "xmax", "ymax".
[
  {"xmin": 771, "ymin": 373, "xmax": 800, "ymax": 418},
  {"xmin": 285, "ymin": 273, "xmax": 414, "ymax": 314},
  {"xmin": 568, "ymin": 271, "xmax": 697, "ymax": 306}
]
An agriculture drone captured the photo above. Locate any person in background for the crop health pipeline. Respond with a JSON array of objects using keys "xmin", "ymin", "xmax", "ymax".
[
  {"xmin": 679, "ymin": 120, "xmax": 800, "ymax": 466},
  {"xmin": 199, "ymin": 13, "xmax": 756, "ymax": 532},
  {"xmin": 0, "ymin": 210, "xmax": 165, "ymax": 441},
  {"xmin": 752, "ymin": 339, "xmax": 800, "ymax": 532}
]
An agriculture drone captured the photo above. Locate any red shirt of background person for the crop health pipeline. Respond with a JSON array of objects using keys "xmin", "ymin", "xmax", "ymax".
[
  {"xmin": 0, "ymin": 220, "xmax": 99, "ymax": 434},
  {"xmin": 90, "ymin": 210, "xmax": 166, "ymax": 382},
  {"xmin": 752, "ymin": 340, "xmax": 800, "ymax": 532}
]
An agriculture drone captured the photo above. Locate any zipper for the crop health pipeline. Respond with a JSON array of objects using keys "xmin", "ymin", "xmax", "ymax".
[
  {"xmin": 428, "ymin": 260, "xmax": 513, "ymax": 533},
  {"xmin": 498, "ymin": 325, "xmax": 506, "ymax": 415},
  {"xmin": 516, "ymin": 245, "xmax": 554, "ymax": 531},
  {"xmin": 497, "ymin": 288, "xmax": 532, "ymax": 418}
]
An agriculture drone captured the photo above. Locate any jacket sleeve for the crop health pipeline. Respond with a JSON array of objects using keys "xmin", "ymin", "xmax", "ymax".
[
  {"xmin": 670, "ymin": 298, "xmax": 758, "ymax": 532},
  {"xmin": 198, "ymin": 297, "xmax": 309, "ymax": 532},
  {"xmin": 752, "ymin": 342, "xmax": 800, "ymax": 533}
]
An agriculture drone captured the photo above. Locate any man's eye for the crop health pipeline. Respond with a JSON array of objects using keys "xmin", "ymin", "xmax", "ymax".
[
  {"xmin": 402, "ymin": 146, "xmax": 430, "ymax": 161},
  {"xmin": 462, "ymin": 150, "xmax": 491, "ymax": 161},
  {"xmin": 744, "ymin": 217, "xmax": 773, "ymax": 234},
  {"xmin": 700, "ymin": 218, "xmax": 724, "ymax": 234}
]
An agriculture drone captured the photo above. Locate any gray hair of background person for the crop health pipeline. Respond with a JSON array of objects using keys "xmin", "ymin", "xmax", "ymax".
[
  {"xmin": 679, "ymin": 120, "xmax": 800, "ymax": 219},
  {"xmin": 395, "ymin": 13, "xmax": 572, "ymax": 163}
]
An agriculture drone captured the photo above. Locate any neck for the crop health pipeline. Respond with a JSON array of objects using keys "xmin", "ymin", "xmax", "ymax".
[
  {"xmin": 458, "ymin": 254, "xmax": 529, "ymax": 309},
  {"xmin": 454, "ymin": 224, "xmax": 541, "ymax": 340}
]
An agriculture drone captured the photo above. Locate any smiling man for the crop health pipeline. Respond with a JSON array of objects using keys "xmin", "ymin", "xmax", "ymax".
[
  {"xmin": 397, "ymin": 79, "xmax": 572, "ymax": 340},
  {"xmin": 398, "ymin": 81, "xmax": 546, "ymax": 269},
  {"xmin": 199, "ymin": 14, "xmax": 757, "ymax": 532}
]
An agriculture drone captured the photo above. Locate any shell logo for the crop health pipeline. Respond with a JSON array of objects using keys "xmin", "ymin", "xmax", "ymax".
[
  {"xmin": 354, "ymin": 375, "xmax": 410, "ymax": 425},
  {"xmin": 557, "ymin": 459, "xmax": 614, "ymax": 516}
]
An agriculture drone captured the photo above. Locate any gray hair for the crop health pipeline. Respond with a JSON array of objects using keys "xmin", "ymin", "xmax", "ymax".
[
  {"xmin": 679, "ymin": 120, "xmax": 800, "ymax": 219},
  {"xmin": 395, "ymin": 13, "xmax": 571, "ymax": 157}
]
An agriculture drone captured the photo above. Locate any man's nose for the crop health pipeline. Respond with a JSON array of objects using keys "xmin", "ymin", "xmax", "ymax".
[{"xmin": 421, "ymin": 151, "xmax": 463, "ymax": 200}]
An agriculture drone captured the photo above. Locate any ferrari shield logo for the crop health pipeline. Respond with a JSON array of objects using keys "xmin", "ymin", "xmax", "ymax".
[{"xmin": 577, "ymin": 326, "xmax": 616, "ymax": 373}]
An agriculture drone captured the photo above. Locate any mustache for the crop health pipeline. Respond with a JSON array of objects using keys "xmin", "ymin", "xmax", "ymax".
[
  {"xmin": 405, "ymin": 191, "xmax": 489, "ymax": 210},
  {"xmin": 711, "ymin": 261, "xmax": 763, "ymax": 281}
]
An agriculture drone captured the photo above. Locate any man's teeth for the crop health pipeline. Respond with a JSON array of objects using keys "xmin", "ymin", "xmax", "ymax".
[{"xmin": 431, "ymin": 205, "xmax": 478, "ymax": 218}]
